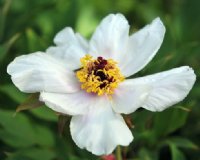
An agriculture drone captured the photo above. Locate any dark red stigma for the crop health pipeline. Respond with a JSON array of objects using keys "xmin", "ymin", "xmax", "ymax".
[
  {"xmin": 96, "ymin": 57, "xmax": 107, "ymax": 69},
  {"xmin": 92, "ymin": 57, "xmax": 108, "ymax": 82}
]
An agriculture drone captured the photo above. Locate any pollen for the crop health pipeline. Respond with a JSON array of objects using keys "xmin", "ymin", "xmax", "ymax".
[{"xmin": 76, "ymin": 54, "xmax": 125, "ymax": 96}]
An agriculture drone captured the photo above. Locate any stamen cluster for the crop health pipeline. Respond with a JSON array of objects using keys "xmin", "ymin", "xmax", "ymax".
[{"xmin": 76, "ymin": 54, "xmax": 124, "ymax": 96}]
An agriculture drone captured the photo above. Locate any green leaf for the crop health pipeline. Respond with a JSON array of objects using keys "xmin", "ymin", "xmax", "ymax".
[
  {"xmin": 165, "ymin": 137, "xmax": 199, "ymax": 150},
  {"xmin": 25, "ymin": 28, "xmax": 43, "ymax": 51},
  {"xmin": 169, "ymin": 144, "xmax": 186, "ymax": 160},
  {"xmin": 0, "ymin": 84, "xmax": 26, "ymax": 103},
  {"xmin": 153, "ymin": 107, "xmax": 190, "ymax": 137},
  {"xmin": 30, "ymin": 107, "xmax": 57, "ymax": 122},
  {"xmin": 0, "ymin": 109, "xmax": 55, "ymax": 148},
  {"xmin": 16, "ymin": 93, "xmax": 44, "ymax": 112},
  {"xmin": 33, "ymin": 125, "xmax": 55, "ymax": 147},
  {"xmin": 5, "ymin": 147, "xmax": 56, "ymax": 160},
  {"xmin": 138, "ymin": 148, "xmax": 158, "ymax": 160},
  {"xmin": 0, "ymin": 110, "xmax": 36, "ymax": 147},
  {"xmin": 0, "ymin": 0, "xmax": 12, "ymax": 41},
  {"xmin": 0, "ymin": 33, "xmax": 20, "ymax": 63}
]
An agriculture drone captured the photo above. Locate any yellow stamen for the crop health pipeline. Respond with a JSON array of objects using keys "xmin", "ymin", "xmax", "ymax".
[{"xmin": 76, "ymin": 54, "xmax": 124, "ymax": 96}]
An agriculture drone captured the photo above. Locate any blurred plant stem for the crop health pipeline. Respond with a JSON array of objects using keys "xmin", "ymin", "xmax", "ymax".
[{"xmin": 116, "ymin": 146, "xmax": 122, "ymax": 160}]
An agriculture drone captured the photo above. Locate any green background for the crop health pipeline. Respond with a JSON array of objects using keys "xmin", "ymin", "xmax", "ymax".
[{"xmin": 0, "ymin": 0, "xmax": 200, "ymax": 159}]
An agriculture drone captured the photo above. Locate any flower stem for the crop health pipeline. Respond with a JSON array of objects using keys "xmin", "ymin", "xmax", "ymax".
[{"xmin": 116, "ymin": 146, "xmax": 122, "ymax": 160}]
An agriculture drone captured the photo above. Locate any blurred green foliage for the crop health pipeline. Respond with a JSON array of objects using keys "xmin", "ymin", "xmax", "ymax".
[{"xmin": 0, "ymin": 0, "xmax": 200, "ymax": 159}]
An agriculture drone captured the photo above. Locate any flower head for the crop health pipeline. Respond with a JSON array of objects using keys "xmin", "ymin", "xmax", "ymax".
[{"xmin": 7, "ymin": 13, "xmax": 196, "ymax": 155}]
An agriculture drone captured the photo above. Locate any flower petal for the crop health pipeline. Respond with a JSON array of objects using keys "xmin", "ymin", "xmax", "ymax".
[
  {"xmin": 119, "ymin": 17, "xmax": 165, "ymax": 77},
  {"xmin": 140, "ymin": 66, "xmax": 196, "ymax": 111},
  {"xmin": 70, "ymin": 97, "xmax": 133, "ymax": 155},
  {"xmin": 47, "ymin": 27, "xmax": 89, "ymax": 70},
  {"xmin": 111, "ymin": 80, "xmax": 150, "ymax": 114},
  {"xmin": 46, "ymin": 45, "xmax": 85, "ymax": 70},
  {"xmin": 40, "ymin": 91, "xmax": 96, "ymax": 115},
  {"xmin": 7, "ymin": 52, "xmax": 80, "ymax": 93},
  {"xmin": 89, "ymin": 13, "xmax": 129, "ymax": 60},
  {"xmin": 54, "ymin": 27, "xmax": 88, "ymax": 51}
]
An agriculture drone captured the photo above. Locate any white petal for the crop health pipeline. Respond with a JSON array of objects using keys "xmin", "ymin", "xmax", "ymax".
[
  {"xmin": 119, "ymin": 17, "xmax": 165, "ymax": 77},
  {"xmin": 89, "ymin": 13, "xmax": 129, "ymax": 60},
  {"xmin": 70, "ymin": 97, "xmax": 133, "ymax": 155},
  {"xmin": 75, "ymin": 33, "xmax": 89, "ymax": 50},
  {"xmin": 46, "ymin": 45, "xmax": 85, "ymax": 70},
  {"xmin": 111, "ymin": 80, "xmax": 149, "ymax": 114},
  {"xmin": 139, "ymin": 66, "xmax": 196, "ymax": 111},
  {"xmin": 7, "ymin": 52, "xmax": 80, "ymax": 93},
  {"xmin": 54, "ymin": 27, "xmax": 88, "ymax": 52},
  {"xmin": 40, "ymin": 91, "xmax": 96, "ymax": 115},
  {"xmin": 47, "ymin": 27, "xmax": 89, "ymax": 70}
]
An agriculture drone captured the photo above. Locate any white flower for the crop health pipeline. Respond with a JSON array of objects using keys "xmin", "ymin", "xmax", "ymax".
[{"xmin": 7, "ymin": 13, "xmax": 196, "ymax": 155}]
